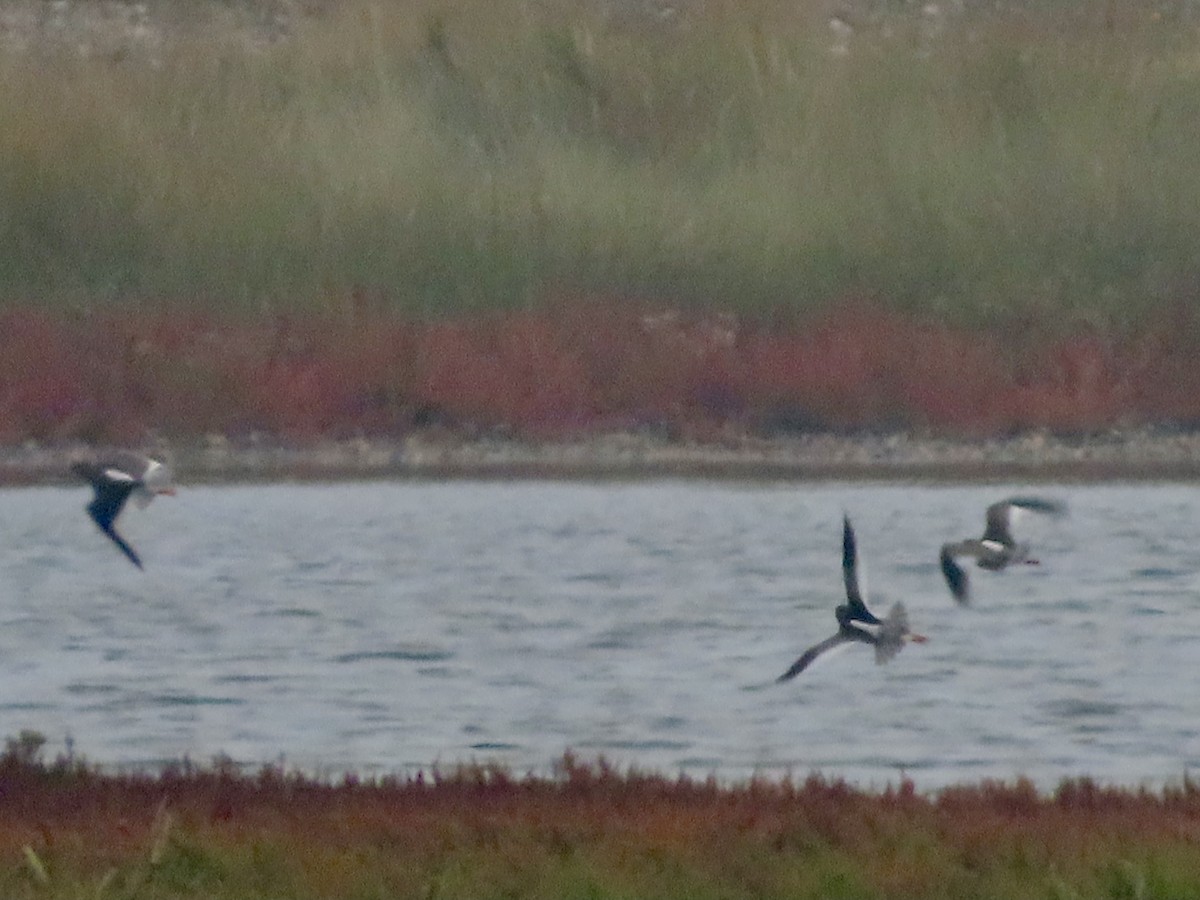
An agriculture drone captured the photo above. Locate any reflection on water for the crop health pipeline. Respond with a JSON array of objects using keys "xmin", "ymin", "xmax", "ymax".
[{"xmin": 1, "ymin": 479, "xmax": 1199, "ymax": 788}]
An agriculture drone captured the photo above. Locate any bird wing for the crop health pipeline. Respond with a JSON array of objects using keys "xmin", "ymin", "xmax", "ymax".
[
  {"xmin": 776, "ymin": 632, "xmax": 851, "ymax": 682},
  {"xmin": 84, "ymin": 480, "xmax": 144, "ymax": 569},
  {"xmin": 984, "ymin": 496, "xmax": 1066, "ymax": 545},
  {"xmin": 939, "ymin": 541, "xmax": 973, "ymax": 604},
  {"xmin": 1007, "ymin": 496, "xmax": 1067, "ymax": 517},
  {"xmin": 101, "ymin": 450, "xmax": 149, "ymax": 478},
  {"xmin": 981, "ymin": 501, "xmax": 1016, "ymax": 546},
  {"xmin": 841, "ymin": 515, "xmax": 878, "ymax": 623},
  {"xmin": 71, "ymin": 460, "xmax": 112, "ymax": 490},
  {"xmin": 97, "ymin": 521, "xmax": 143, "ymax": 570},
  {"xmin": 88, "ymin": 451, "xmax": 169, "ymax": 509},
  {"xmin": 86, "ymin": 480, "xmax": 139, "ymax": 532}
]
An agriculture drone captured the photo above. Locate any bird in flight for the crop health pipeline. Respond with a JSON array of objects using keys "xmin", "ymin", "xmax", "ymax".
[
  {"xmin": 777, "ymin": 515, "xmax": 927, "ymax": 682},
  {"xmin": 939, "ymin": 496, "xmax": 1066, "ymax": 604},
  {"xmin": 71, "ymin": 450, "xmax": 176, "ymax": 569}
]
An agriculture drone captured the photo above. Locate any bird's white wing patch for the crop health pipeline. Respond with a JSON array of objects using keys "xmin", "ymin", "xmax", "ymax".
[
  {"xmin": 102, "ymin": 468, "xmax": 136, "ymax": 483},
  {"xmin": 980, "ymin": 539, "xmax": 1006, "ymax": 553},
  {"xmin": 854, "ymin": 621, "xmax": 884, "ymax": 640}
]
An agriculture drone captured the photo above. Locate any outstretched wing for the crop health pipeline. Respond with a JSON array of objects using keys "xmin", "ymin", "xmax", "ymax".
[
  {"xmin": 97, "ymin": 521, "xmax": 143, "ymax": 569},
  {"xmin": 1007, "ymin": 496, "xmax": 1067, "ymax": 517},
  {"xmin": 841, "ymin": 515, "xmax": 878, "ymax": 623},
  {"xmin": 85, "ymin": 479, "xmax": 138, "ymax": 532},
  {"xmin": 981, "ymin": 501, "xmax": 1016, "ymax": 545},
  {"xmin": 939, "ymin": 542, "xmax": 972, "ymax": 604},
  {"xmin": 84, "ymin": 479, "xmax": 143, "ymax": 569},
  {"xmin": 776, "ymin": 632, "xmax": 850, "ymax": 682},
  {"xmin": 983, "ymin": 497, "xmax": 1066, "ymax": 545}
]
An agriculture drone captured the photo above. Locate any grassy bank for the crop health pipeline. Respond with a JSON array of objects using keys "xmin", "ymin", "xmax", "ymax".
[
  {"xmin": 2, "ymin": 736, "xmax": 1199, "ymax": 899},
  {"xmin": 2, "ymin": 0, "xmax": 1199, "ymax": 328}
]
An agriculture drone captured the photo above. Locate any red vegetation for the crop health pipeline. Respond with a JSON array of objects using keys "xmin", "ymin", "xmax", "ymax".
[
  {"xmin": 3, "ymin": 744, "xmax": 1200, "ymax": 899},
  {"xmin": 3, "ymin": 299, "xmax": 1200, "ymax": 445}
]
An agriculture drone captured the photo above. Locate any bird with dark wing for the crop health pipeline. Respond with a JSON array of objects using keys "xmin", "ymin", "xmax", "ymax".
[
  {"xmin": 777, "ymin": 515, "xmax": 927, "ymax": 682},
  {"xmin": 71, "ymin": 451, "xmax": 175, "ymax": 569},
  {"xmin": 939, "ymin": 496, "xmax": 1066, "ymax": 604}
]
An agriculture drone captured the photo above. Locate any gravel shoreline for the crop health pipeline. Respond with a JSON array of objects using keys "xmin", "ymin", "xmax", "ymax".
[{"xmin": 6, "ymin": 429, "xmax": 1200, "ymax": 486}]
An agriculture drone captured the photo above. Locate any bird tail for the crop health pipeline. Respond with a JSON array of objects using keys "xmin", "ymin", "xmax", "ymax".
[{"xmin": 874, "ymin": 603, "xmax": 912, "ymax": 664}]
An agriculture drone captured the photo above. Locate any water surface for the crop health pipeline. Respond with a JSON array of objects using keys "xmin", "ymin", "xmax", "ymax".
[{"xmin": 2, "ymin": 480, "xmax": 1198, "ymax": 788}]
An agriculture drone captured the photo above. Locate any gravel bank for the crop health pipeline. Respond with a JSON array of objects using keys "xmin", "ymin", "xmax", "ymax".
[{"xmin": 6, "ymin": 429, "xmax": 1200, "ymax": 486}]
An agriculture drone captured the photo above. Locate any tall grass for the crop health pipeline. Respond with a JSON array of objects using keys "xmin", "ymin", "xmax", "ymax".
[
  {"xmin": 0, "ymin": 0, "xmax": 1197, "ymax": 327},
  {"xmin": 3, "ymin": 739, "xmax": 1200, "ymax": 900}
]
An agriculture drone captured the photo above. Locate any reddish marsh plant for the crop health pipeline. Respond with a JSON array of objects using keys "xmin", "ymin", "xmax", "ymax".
[
  {"xmin": 3, "ymin": 746, "xmax": 1200, "ymax": 899},
  {"xmin": 5, "ymin": 300, "xmax": 1200, "ymax": 444}
]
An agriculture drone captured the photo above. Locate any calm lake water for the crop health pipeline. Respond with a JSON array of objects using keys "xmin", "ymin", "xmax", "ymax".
[{"xmin": 1, "ymin": 479, "xmax": 1198, "ymax": 789}]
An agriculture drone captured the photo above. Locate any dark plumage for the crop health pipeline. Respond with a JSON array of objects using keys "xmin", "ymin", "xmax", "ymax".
[
  {"xmin": 777, "ymin": 515, "xmax": 927, "ymax": 682},
  {"xmin": 72, "ymin": 451, "xmax": 175, "ymax": 569},
  {"xmin": 939, "ymin": 496, "xmax": 1066, "ymax": 604}
]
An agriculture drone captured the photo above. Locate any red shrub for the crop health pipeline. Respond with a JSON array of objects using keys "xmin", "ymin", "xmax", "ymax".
[
  {"xmin": 3, "ymin": 296, "xmax": 1200, "ymax": 443},
  {"xmin": 0, "ymin": 310, "xmax": 99, "ymax": 441}
]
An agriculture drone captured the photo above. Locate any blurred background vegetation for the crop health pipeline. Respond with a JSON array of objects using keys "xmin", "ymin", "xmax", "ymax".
[{"xmin": 1, "ymin": 0, "xmax": 1198, "ymax": 330}]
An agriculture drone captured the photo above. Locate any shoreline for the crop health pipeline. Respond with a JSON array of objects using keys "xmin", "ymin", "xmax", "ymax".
[{"xmin": 6, "ymin": 428, "xmax": 1200, "ymax": 486}]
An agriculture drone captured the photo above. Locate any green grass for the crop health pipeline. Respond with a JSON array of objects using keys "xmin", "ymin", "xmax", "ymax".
[
  {"xmin": 0, "ymin": 1, "xmax": 1198, "ymax": 328},
  {"xmin": 3, "ymin": 737, "xmax": 1200, "ymax": 900}
]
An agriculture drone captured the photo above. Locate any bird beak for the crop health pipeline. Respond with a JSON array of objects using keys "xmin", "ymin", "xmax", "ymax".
[
  {"xmin": 157, "ymin": 488, "xmax": 177, "ymax": 496},
  {"xmin": 907, "ymin": 633, "xmax": 929, "ymax": 644}
]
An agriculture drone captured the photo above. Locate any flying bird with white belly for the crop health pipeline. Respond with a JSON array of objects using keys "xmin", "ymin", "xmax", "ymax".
[
  {"xmin": 777, "ymin": 515, "xmax": 927, "ymax": 682},
  {"xmin": 71, "ymin": 450, "xmax": 176, "ymax": 569},
  {"xmin": 939, "ymin": 496, "xmax": 1067, "ymax": 604}
]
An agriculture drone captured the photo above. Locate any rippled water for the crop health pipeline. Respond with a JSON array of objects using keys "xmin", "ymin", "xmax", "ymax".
[{"xmin": 2, "ymin": 479, "xmax": 1199, "ymax": 788}]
